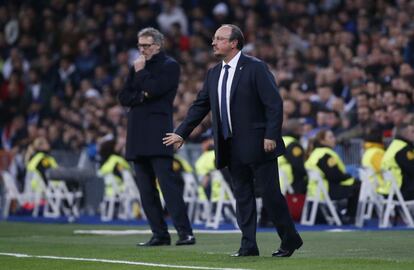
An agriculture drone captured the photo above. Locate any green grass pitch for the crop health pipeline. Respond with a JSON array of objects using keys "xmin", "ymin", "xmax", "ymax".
[{"xmin": 1, "ymin": 222, "xmax": 413, "ymax": 270}]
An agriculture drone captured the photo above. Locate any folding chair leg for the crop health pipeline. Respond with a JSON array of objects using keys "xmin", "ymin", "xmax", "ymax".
[
  {"xmin": 3, "ymin": 197, "xmax": 11, "ymax": 218},
  {"xmin": 381, "ymin": 189, "xmax": 395, "ymax": 228},
  {"xmin": 355, "ymin": 200, "xmax": 367, "ymax": 227},
  {"xmin": 395, "ymin": 192, "xmax": 414, "ymax": 227},
  {"xmin": 301, "ymin": 200, "xmax": 319, "ymax": 226},
  {"xmin": 325, "ymin": 199, "xmax": 342, "ymax": 226}
]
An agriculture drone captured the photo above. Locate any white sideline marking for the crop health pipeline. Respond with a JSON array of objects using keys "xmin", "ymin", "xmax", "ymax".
[
  {"xmin": 326, "ymin": 229, "xmax": 355, "ymax": 232},
  {"xmin": 74, "ymin": 229, "xmax": 241, "ymax": 236},
  {"xmin": 0, "ymin": 252, "xmax": 251, "ymax": 270}
]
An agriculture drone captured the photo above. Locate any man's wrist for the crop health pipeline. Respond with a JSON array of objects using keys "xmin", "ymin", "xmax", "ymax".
[{"xmin": 176, "ymin": 134, "xmax": 184, "ymax": 141}]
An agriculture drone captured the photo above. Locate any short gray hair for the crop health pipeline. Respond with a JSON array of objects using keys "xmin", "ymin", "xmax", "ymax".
[{"xmin": 138, "ymin": 27, "xmax": 164, "ymax": 47}]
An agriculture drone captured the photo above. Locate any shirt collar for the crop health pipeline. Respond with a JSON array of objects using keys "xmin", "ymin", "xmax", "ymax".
[{"xmin": 222, "ymin": 51, "xmax": 241, "ymax": 70}]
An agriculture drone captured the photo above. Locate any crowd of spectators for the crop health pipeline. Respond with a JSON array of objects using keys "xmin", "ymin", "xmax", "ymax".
[{"xmin": 0, "ymin": 0, "xmax": 414, "ymax": 164}]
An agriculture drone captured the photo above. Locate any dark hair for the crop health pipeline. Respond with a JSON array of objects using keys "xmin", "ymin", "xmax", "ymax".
[
  {"xmin": 305, "ymin": 129, "xmax": 331, "ymax": 159},
  {"xmin": 363, "ymin": 124, "xmax": 383, "ymax": 143},
  {"xmin": 396, "ymin": 115, "xmax": 414, "ymax": 136},
  {"xmin": 99, "ymin": 139, "xmax": 116, "ymax": 162},
  {"xmin": 223, "ymin": 24, "xmax": 244, "ymax": 50}
]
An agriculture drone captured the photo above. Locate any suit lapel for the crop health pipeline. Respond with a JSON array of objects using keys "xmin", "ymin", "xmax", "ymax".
[
  {"xmin": 211, "ymin": 64, "xmax": 221, "ymax": 112},
  {"xmin": 230, "ymin": 54, "xmax": 246, "ymax": 103}
]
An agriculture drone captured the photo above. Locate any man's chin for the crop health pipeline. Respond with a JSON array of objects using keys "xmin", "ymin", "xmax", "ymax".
[{"xmin": 213, "ymin": 52, "xmax": 224, "ymax": 59}]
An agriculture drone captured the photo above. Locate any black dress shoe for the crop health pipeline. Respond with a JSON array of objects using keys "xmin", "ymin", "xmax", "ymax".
[
  {"xmin": 137, "ymin": 236, "xmax": 171, "ymax": 247},
  {"xmin": 176, "ymin": 235, "xmax": 196, "ymax": 245},
  {"xmin": 230, "ymin": 249, "xmax": 259, "ymax": 257},
  {"xmin": 272, "ymin": 240, "xmax": 303, "ymax": 257},
  {"xmin": 272, "ymin": 248, "xmax": 295, "ymax": 257}
]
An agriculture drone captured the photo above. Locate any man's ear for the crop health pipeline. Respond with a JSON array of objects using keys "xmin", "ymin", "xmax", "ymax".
[{"xmin": 231, "ymin": 40, "xmax": 238, "ymax": 49}]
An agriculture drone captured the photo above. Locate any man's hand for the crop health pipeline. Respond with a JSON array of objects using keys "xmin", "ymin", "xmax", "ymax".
[
  {"xmin": 163, "ymin": 133, "xmax": 184, "ymax": 150},
  {"xmin": 134, "ymin": 55, "xmax": 146, "ymax": 72},
  {"xmin": 264, "ymin": 139, "xmax": 276, "ymax": 152}
]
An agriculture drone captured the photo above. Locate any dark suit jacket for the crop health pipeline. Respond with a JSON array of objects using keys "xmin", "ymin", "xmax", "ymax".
[
  {"xmin": 118, "ymin": 52, "xmax": 179, "ymax": 160},
  {"xmin": 176, "ymin": 53, "xmax": 285, "ymax": 168}
]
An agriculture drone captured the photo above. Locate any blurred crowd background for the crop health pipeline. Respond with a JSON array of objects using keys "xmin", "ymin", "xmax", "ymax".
[{"xmin": 0, "ymin": 0, "xmax": 414, "ymax": 164}]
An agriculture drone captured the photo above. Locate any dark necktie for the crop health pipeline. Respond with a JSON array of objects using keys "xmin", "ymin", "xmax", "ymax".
[{"xmin": 221, "ymin": 64, "xmax": 231, "ymax": 139}]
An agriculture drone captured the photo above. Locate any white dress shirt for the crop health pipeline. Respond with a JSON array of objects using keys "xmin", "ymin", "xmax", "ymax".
[{"xmin": 217, "ymin": 51, "xmax": 241, "ymax": 133}]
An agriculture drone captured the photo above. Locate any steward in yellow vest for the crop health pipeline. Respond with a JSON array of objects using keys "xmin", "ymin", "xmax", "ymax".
[
  {"xmin": 25, "ymin": 137, "xmax": 58, "ymax": 193},
  {"xmin": 361, "ymin": 125, "xmax": 386, "ymax": 194},
  {"xmin": 279, "ymin": 135, "xmax": 307, "ymax": 194},
  {"xmin": 381, "ymin": 119, "xmax": 414, "ymax": 200},
  {"xmin": 98, "ymin": 138, "xmax": 131, "ymax": 197},
  {"xmin": 99, "ymin": 154, "xmax": 131, "ymax": 197},
  {"xmin": 194, "ymin": 131, "xmax": 230, "ymax": 202},
  {"xmin": 305, "ymin": 129, "xmax": 360, "ymax": 219},
  {"xmin": 27, "ymin": 151, "xmax": 59, "ymax": 192}
]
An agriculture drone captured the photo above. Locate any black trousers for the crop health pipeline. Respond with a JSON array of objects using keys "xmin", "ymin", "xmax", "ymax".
[
  {"xmin": 133, "ymin": 156, "xmax": 193, "ymax": 238},
  {"xmin": 225, "ymin": 140, "xmax": 302, "ymax": 251}
]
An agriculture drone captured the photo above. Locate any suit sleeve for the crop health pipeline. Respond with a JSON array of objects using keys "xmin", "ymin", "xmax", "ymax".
[
  {"xmin": 135, "ymin": 59, "xmax": 180, "ymax": 100},
  {"xmin": 118, "ymin": 67, "xmax": 143, "ymax": 107},
  {"xmin": 175, "ymin": 71, "xmax": 211, "ymax": 139},
  {"xmin": 254, "ymin": 62, "xmax": 283, "ymax": 140},
  {"xmin": 317, "ymin": 153, "xmax": 352, "ymax": 184}
]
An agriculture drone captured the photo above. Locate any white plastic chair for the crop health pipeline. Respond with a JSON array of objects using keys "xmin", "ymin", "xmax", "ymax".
[
  {"xmin": 1, "ymin": 171, "xmax": 32, "ymax": 217},
  {"xmin": 43, "ymin": 180, "xmax": 82, "ymax": 220},
  {"xmin": 301, "ymin": 169, "xmax": 342, "ymax": 226},
  {"xmin": 279, "ymin": 169, "xmax": 294, "ymax": 195},
  {"xmin": 22, "ymin": 170, "xmax": 82, "ymax": 220},
  {"xmin": 355, "ymin": 167, "xmax": 384, "ymax": 227},
  {"xmin": 100, "ymin": 170, "xmax": 144, "ymax": 221},
  {"xmin": 205, "ymin": 170, "xmax": 238, "ymax": 229},
  {"xmin": 120, "ymin": 169, "xmax": 144, "ymax": 220},
  {"xmin": 380, "ymin": 171, "xmax": 414, "ymax": 228},
  {"xmin": 181, "ymin": 172, "xmax": 212, "ymax": 225}
]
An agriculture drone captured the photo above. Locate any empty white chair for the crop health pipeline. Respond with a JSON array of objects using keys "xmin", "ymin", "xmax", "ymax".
[{"xmin": 1, "ymin": 171, "xmax": 32, "ymax": 217}]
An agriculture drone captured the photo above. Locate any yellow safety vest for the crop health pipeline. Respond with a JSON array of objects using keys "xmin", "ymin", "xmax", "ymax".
[
  {"xmin": 361, "ymin": 143, "xmax": 386, "ymax": 194},
  {"xmin": 195, "ymin": 150, "xmax": 225, "ymax": 202},
  {"xmin": 27, "ymin": 152, "xmax": 58, "ymax": 192},
  {"xmin": 381, "ymin": 139, "xmax": 408, "ymax": 194},
  {"xmin": 174, "ymin": 155, "xmax": 193, "ymax": 173},
  {"xmin": 278, "ymin": 136, "xmax": 296, "ymax": 190},
  {"xmin": 99, "ymin": 154, "xmax": 131, "ymax": 196},
  {"xmin": 305, "ymin": 147, "xmax": 354, "ymax": 199}
]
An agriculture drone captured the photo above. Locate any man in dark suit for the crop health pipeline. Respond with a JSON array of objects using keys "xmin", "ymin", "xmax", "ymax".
[
  {"xmin": 118, "ymin": 27, "xmax": 194, "ymax": 247},
  {"xmin": 164, "ymin": 24, "xmax": 303, "ymax": 257}
]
